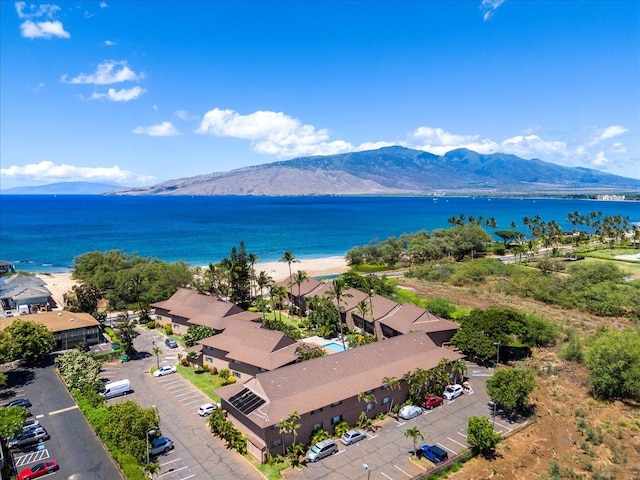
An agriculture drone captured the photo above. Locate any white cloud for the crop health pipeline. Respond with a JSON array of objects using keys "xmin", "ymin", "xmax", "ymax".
[
  {"xmin": 0, "ymin": 160, "xmax": 154, "ymax": 184},
  {"xmin": 103, "ymin": 39, "xmax": 115, "ymax": 46},
  {"xmin": 19, "ymin": 19, "xmax": 70, "ymax": 38},
  {"xmin": 196, "ymin": 108, "xmax": 354, "ymax": 158},
  {"xmin": 100, "ymin": 1, "xmax": 109, "ymax": 8},
  {"xmin": 89, "ymin": 86, "xmax": 146, "ymax": 102},
  {"xmin": 611, "ymin": 142, "xmax": 626, "ymax": 154},
  {"xmin": 132, "ymin": 122, "xmax": 180, "ymax": 137},
  {"xmin": 175, "ymin": 109, "xmax": 199, "ymax": 121},
  {"xmin": 480, "ymin": 0, "xmax": 506, "ymax": 21},
  {"xmin": 408, "ymin": 126, "xmax": 498, "ymax": 155},
  {"xmin": 596, "ymin": 125, "xmax": 628, "ymax": 142},
  {"xmin": 62, "ymin": 60, "xmax": 144, "ymax": 85},
  {"xmin": 15, "ymin": 2, "xmax": 70, "ymax": 39},
  {"xmin": 592, "ymin": 151, "xmax": 609, "ymax": 166}
]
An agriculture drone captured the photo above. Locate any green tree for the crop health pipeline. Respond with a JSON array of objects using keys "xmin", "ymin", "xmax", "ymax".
[
  {"xmin": 486, "ymin": 366, "xmax": 538, "ymax": 415},
  {"xmin": 451, "ymin": 359, "xmax": 468, "ymax": 384},
  {"xmin": 152, "ymin": 346, "xmax": 162, "ymax": 369},
  {"xmin": 0, "ymin": 406, "xmax": 29, "ymax": 440},
  {"xmin": 585, "ymin": 328, "xmax": 640, "ymax": 401},
  {"xmin": 291, "ymin": 270, "xmax": 309, "ymax": 318},
  {"xmin": 183, "ymin": 325, "xmax": 215, "ymax": 347},
  {"xmin": 115, "ymin": 312, "xmax": 140, "ymax": 356},
  {"xmin": 0, "ymin": 372, "xmax": 7, "ymax": 388},
  {"xmin": 66, "ymin": 282, "xmax": 101, "ymax": 313},
  {"xmin": 467, "ymin": 416, "xmax": 502, "ymax": 457},
  {"xmin": 277, "ymin": 411, "xmax": 301, "ymax": 456},
  {"xmin": 404, "ymin": 426, "xmax": 424, "ymax": 456},
  {"xmin": 326, "ymin": 278, "xmax": 352, "ymax": 351},
  {"xmin": 295, "ymin": 343, "xmax": 326, "ymax": 361},
  {"xmin": 100, "ymin": 400, "xmax": 160, "ymax": 462},
  {"xmin": 0, "ymin": 319, "xmax": 55, "ymax": 363},
  {"xmin": 280, "ymin": 251, "xmax": 299, "ymax": 315},
  {"xmin": 381, "ymin": 376, "xmax": 400, "ymax": 412},
  {"xmin": 54, "ymin": 349, "xmax": 103, "ymax": 391}
]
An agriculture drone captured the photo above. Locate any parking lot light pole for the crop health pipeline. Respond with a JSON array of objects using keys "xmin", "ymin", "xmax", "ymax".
[
  {"xmin": 362, "ymin": 463, "xmax": 371, "ymax": 480},
  {"xmin": 492, "ymin": 341, "xmax": 500, "ymax": 368},
  {"xmin": 146, "ymin": 429, "xmax": 156, "ymax": 465}
]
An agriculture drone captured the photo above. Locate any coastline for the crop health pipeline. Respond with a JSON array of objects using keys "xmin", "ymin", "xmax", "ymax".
[{"xmin": 36, "ymin": 255, "xmax": 350, "ymax": 308}]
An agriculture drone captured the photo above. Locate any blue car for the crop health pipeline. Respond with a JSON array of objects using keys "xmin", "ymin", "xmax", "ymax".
[{"xmin": 417, "ymin": 444, "xmax": 448, "ymax": 463}]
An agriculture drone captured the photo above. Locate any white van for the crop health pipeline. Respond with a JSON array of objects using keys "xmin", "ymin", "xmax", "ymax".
[{"xmin": 100, "ymin": 379, "xmax": 131, "ymax": 399}]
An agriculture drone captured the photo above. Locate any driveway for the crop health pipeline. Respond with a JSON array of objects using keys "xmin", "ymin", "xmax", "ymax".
[
  {"xmin": 1, "ymin": 361, "xmax": 124, "ymax": 480},
  {"xmin": 104, "ymin": 328, "xmax": 264, "ymax": 480}
]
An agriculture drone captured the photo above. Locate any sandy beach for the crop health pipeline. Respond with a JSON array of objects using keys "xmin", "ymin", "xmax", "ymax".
[{"xmin": 37, "ymin": 256, "xmax": 349, "ymax": 309}]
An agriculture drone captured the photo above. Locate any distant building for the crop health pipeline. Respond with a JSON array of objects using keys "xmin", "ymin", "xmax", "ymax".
[
  {"xmin": 0, "ymin": 274, "xmax": 52, "ymax": 312},
  {"xmin": 0, "ymin": 261, "xmax": 15, "ymax": 275},
  {"xmin": 596, "ymin": 194, "xmax": 626, "ymax": 201}
]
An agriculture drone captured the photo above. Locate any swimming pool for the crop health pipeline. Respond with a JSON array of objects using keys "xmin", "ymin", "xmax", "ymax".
[{"xmin": 323, "ymin": 342, "xmax": 347, "ymax": 353}]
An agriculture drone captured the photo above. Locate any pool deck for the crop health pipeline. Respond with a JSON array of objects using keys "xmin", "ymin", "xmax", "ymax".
[{"xmin": 301, "ymin": 335, "xmax": 349, "ymax": 354}]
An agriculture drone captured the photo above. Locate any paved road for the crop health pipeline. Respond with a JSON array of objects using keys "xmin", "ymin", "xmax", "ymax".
[
  {"xmin": 2, "ymin": 361, "xmax": 124, "ymax": 480},
  {"xmin": 104, "ymin": 328, "xmax": 264, "ymax": 480}
]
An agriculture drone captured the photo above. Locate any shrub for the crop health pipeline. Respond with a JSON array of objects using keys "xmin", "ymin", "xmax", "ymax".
[
  {"xmin": 165, "ymin": 324, "xmax": 173, "ymax": 335},
  {"xmin": 334, "ymin": 420, "xmax": 350, "ymax": 438},
  {"xmin": 145, "ymin": 320, "xmax": 156, "ymax": 329}
]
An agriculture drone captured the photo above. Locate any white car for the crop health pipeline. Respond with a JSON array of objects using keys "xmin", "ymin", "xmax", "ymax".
[
  {"xmin": 443, "ymin": 384, "xmax": 464, "ymax": 400},
  {"xmin": 153, "ymin": 365, "xmax": 177, "ymax": 377},
  {"xmin": 340, "ymin": 429, "xmax": 367, "ymax": 445},
  {"xmin": 398, "ymin": 405, "xmax": 423, "ymax": 420},
  {"xmin": 197, "ymin": 402, "xmax": 221, "ymax": 417}
]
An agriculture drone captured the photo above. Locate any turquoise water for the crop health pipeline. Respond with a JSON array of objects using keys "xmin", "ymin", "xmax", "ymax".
[
  {"xmin": 0, "ymin": 195, "xmax": 637, "ymax": 273},
  {"xmin": 323, "ymin": 342, "xmax": 347, "ymax": 353}
]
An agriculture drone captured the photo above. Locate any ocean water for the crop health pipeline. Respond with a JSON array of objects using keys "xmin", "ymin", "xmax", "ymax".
[{"xmin": 0, "ymin": 195, "xmax": 637, "ymax": 273}]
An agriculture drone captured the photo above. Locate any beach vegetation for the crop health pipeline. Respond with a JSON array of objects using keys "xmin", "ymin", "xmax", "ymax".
[
  {"xmin": 0, "ymin": 318, "xmax": 55, "ymax": 363},
  {"xmin": 72, "ymin": 250, "xmax": 193, "ymax": 310}
]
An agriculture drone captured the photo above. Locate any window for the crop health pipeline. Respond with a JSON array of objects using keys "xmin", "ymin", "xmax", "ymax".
[
  {"xmin": 259, "ymin": 368, "xmax": 267, "ymax": 372},
  {"xmin": 312, "ymin": 423, "xmax": 323, "ymax": 432},
  {"xmin": 331, "ymin": 415, "xmax": 342, "ymax": 426},
  {"xmin": 365, "ymin": 389, "xmax": 374, "ymax": 394},
  {"xmin": 366, "ymin": 402, "xmax": 374, "ymax": 413},
  {"xmin": 310, "ymin": 408, "xmax": 324, "ymax": 415},
  {"xmin": 205, "ymin": 356, "xmax": 212, "ymax": 363},
  {"xmin": 382, "ymin": 396, "xmax": 390, "ymax": 405},
  {"xmin": 232, "ymin": 359, "xmax": 242, "ymax": 365},
  {"xmin": 232, "ymin": 371, "xmax": 241, "ymax": 379},
  {"xmin": 272, "ymin": 438, "xmax": 282, "ymax": 447},
  {"xmin": 330, "ymin": 401, "xmax": 342, "ymax": 407}
]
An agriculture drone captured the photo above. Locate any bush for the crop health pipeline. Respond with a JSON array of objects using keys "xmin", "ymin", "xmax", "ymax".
[
  {"xmin": 165, "ymin": 324, "xmax": 173, "ymax": 335},
  {"xmin": 145, "ymin": 320, "xmax": 156, "ymax": 329}
]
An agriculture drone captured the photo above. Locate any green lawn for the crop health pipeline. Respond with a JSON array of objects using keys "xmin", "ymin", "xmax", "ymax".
[{"xmin": 176, "ymin": 364, "xmax": 227, "ymax": 402}]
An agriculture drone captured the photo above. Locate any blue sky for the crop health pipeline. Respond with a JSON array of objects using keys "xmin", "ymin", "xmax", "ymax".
[{"xmin": 1, "ymin": 1, "xmax": 639, "ymax": 189}]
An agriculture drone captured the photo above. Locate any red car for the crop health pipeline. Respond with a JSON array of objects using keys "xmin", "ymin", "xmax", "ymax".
[
  {"xmin": 422, "ymin": 395, "xmax": 444, "ymax": 409},
  {"xmin": 17, "ymin": 460, "xmax": 59, "ymax": 480}
]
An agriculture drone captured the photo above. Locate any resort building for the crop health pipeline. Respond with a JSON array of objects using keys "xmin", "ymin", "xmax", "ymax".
[
  {"xmin": 152, "ymin": 288, "xmax": 244, "ymax": 335},
  {"xmin": 216, "ymin": 331, "xmax": 465, "ymax": 462},
  {"xmin": 0, "ymin": 273, "xmax": 53, "ymax": 312},
  {"xmin": 0, "ymin": 310, "xmax": 100, "ymax": 351}
]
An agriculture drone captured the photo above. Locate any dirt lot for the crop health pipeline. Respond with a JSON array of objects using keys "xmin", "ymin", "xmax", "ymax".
[{"xmin": 397, "ymin": 277, "xmax": 640, "ymax": 480}]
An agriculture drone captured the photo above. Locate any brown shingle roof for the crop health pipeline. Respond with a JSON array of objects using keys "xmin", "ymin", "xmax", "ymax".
[
  {"xmin": 151, "ymin": 288, "xmax": 243, "ymax": 319},
  {"xmin": 217, "ymin": 331, "xmax": 464, "ymax": 427},
  {"xmin": 189, "ymin": 310, "xmax": 261, "ymax": 330},
  {"xmin": 199, "ymin": 322, "xmax": 299, "ymax": 370},
  {"xmin": 378, "ymin": 302, "xmax": 458, "ymax": 334},
  {"xmin": 0, "ymin": 310, "xmax": 99, "ymax": 333}
]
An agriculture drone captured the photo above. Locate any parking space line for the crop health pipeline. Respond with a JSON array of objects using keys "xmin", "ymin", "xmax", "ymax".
[
  {"xmin": 436, "ymin": 442, "xmax": 458, "ymax": 455},
  {"xmin": 493, "ymin": 420, "xmax": 512, "ymax": 431},
  {"xmin": 457, "ymin": 431, "xmax": 467, "ymax": 438},
  {"xmin": 158, "ymin": 465, "xmax": 190, "ymax": 477},
  {"xmin": 49, "ymin": 405, "xmax": 78, "ymax": 415},
  {"xmin": 159, "ymin": 379, "xmax": 182, "ymax": 386},
  {"xmin": 180, "ymin": 475, "xmax": 195, "ymax": 480},
  {"xmin": 158, "ymin": 458, "xmax": 181, "ymax": 467},
  {"xmin": 14, "ymin": 448, "xmax": 50, "ymax": 467},
  {"xmin": 394, "ymin": 464, "xmax": 412, "ymax": 477},
  {"xmin": 447, "ymin": 436, "xmax": 467, "ymax": 449},
  {"xmin": 381, "ymin": 472, "xmax": 393, "ymax": 479}
]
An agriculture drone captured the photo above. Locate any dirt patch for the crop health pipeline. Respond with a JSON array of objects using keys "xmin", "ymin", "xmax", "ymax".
[{"xmin": 396, "ymin": 277, "xmax": 640, "ymax": 480}]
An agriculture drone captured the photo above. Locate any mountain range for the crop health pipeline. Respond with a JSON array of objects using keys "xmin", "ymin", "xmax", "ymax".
[
  {"xmin": 4, "ymin": 147, "xmax": 640, "ymax": 196},
  {"xmin": 112, "ymin": 147, "xmax": 640, "ymax": 196}
]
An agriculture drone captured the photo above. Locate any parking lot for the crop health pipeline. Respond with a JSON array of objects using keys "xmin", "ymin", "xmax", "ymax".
[
  {"xmin": 1, "ymin": 363, "xmax": 124, "ymax": 480},
  {"xmin": 104, "ymin": 329, "xmax": 263, "ymax": 480}
]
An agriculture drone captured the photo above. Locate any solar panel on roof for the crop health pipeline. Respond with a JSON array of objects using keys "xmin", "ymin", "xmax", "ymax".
[{"xmin": 230, "ymin": 388, "xmax": 266, "ymax": 415}]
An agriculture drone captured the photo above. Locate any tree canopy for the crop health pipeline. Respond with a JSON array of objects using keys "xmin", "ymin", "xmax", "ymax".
[
  {"xmin": 55, "ymin": 349, "xmax": 103, "ymax": 392},
  {"xmin": 467, "ymin": 416, "xmax": 503, "ymax": 457},
  {"xmin": 585, "ymin": 328, "xmax": 640, "ymax": 401},
  {"xmin": 486, "ymin": 366, "xmax": 537, "ymax": 415},
  {"xmin": 0, "ymin": 319, "xmax": 55, "ymax": 363}
]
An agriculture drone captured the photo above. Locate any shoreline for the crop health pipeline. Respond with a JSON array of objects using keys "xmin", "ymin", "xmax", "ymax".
[{"xmin": 36, "ymin": 255, "xmax": 350, "ymax": 308}]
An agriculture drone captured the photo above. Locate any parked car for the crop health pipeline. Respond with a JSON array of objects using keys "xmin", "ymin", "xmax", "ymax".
[
  {"xmin": 422, "ymin": 395, "xmax": 444, "ymax": 409},
  {"xmin": 154, "ymin": 365, "xmax": 177, "ymax": 377},
  {"xmin": 149, "ymin": 437, "xmax": 174, "ymax": 456},
  {"xmin": 305, "ymin": 438, "xmax": 338, "ymax": 462},
  {"xmin": 5, "ymin": 398, "xmax": 32, "ymax": 408},
  {"xmin": 165, "ymin": 338, "xmax": 178, "ymax": 348},
  {"xmin": 197, "ymin": 402, "xmax": 221, "ymax": 417},
  {"xmin": 443, "ymin": 384, "xmax": 464, "ymax": 400},
  {"xmin": 9, "ymin": 427, "xmax": 49, "ymax": 449},
  {"xmin": 17, "ymin": 460, "xmax": 59, "ymax": 480},
  {"xmin": 398, "ymin": 405, "xmax": 423, "ymax": 420},
  {"xmin": 22, "ymin": 419, "xmax": 40, "ymax": 431},
  {"xmin": 340, "ymin": 429, "xmax": 367, "ymax": 446},
  {"xmin": 4, "ymin": 310, "xmax": 13, "ymax": 318},
  {"xmin": 111, "ymin": 342, "xmax": 121, "ymax": 351},
  {"xmin": 416, "ymin": 444, "xmax": 448, "ymax": 463}
]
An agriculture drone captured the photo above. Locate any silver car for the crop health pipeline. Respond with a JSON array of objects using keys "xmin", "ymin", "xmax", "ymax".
[
  {"xmin": 398, "ymin": 405, "xmax": 423, "ymax": 420},
  {"xmin": 340, "ymin": 429, "xmax": 367, "ymax": 445}
]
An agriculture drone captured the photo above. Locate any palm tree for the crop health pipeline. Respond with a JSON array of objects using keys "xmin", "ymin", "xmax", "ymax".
[
  {"xmin": 269, "ymin": 284, "xmax": 288, "ymax": 322},
  {"xmin": 327, "ymin": 278, "xmax": 352, "ymax": 351},
  {"xmin": 247, "ymin": 253, "xmax": 259, "ymax": 298},
  {"xmin": 278, "ymin": 411, "xmax": 301, "ymax": 455},
  {"xmin": 279, "ymin": 251, "xmax": 299, "ymax": 314},
  {"xmin": 381, "ymin": 376, "xmax": 400, "ymax": 412},
  {"xmin": 256, "ymin": 271, "xmax": 274, "ymax": 320},
  {"xmin": 292, "ymin": 270, "xmax": 308, "ymax": 319},
  {"xmin": 356, "ymin": 299, "xmax": 372, "ymax": 334},
  {"xmin": 404, "ymin": 426, "xmax": 424, "ymax": 456},
  {"xmin": 152, "ymin": 346, "xmax": 162, "ymax": 369},
  {"xmin": 451, "ymin": 359, "xmax": 468, "ymax": 384}
]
